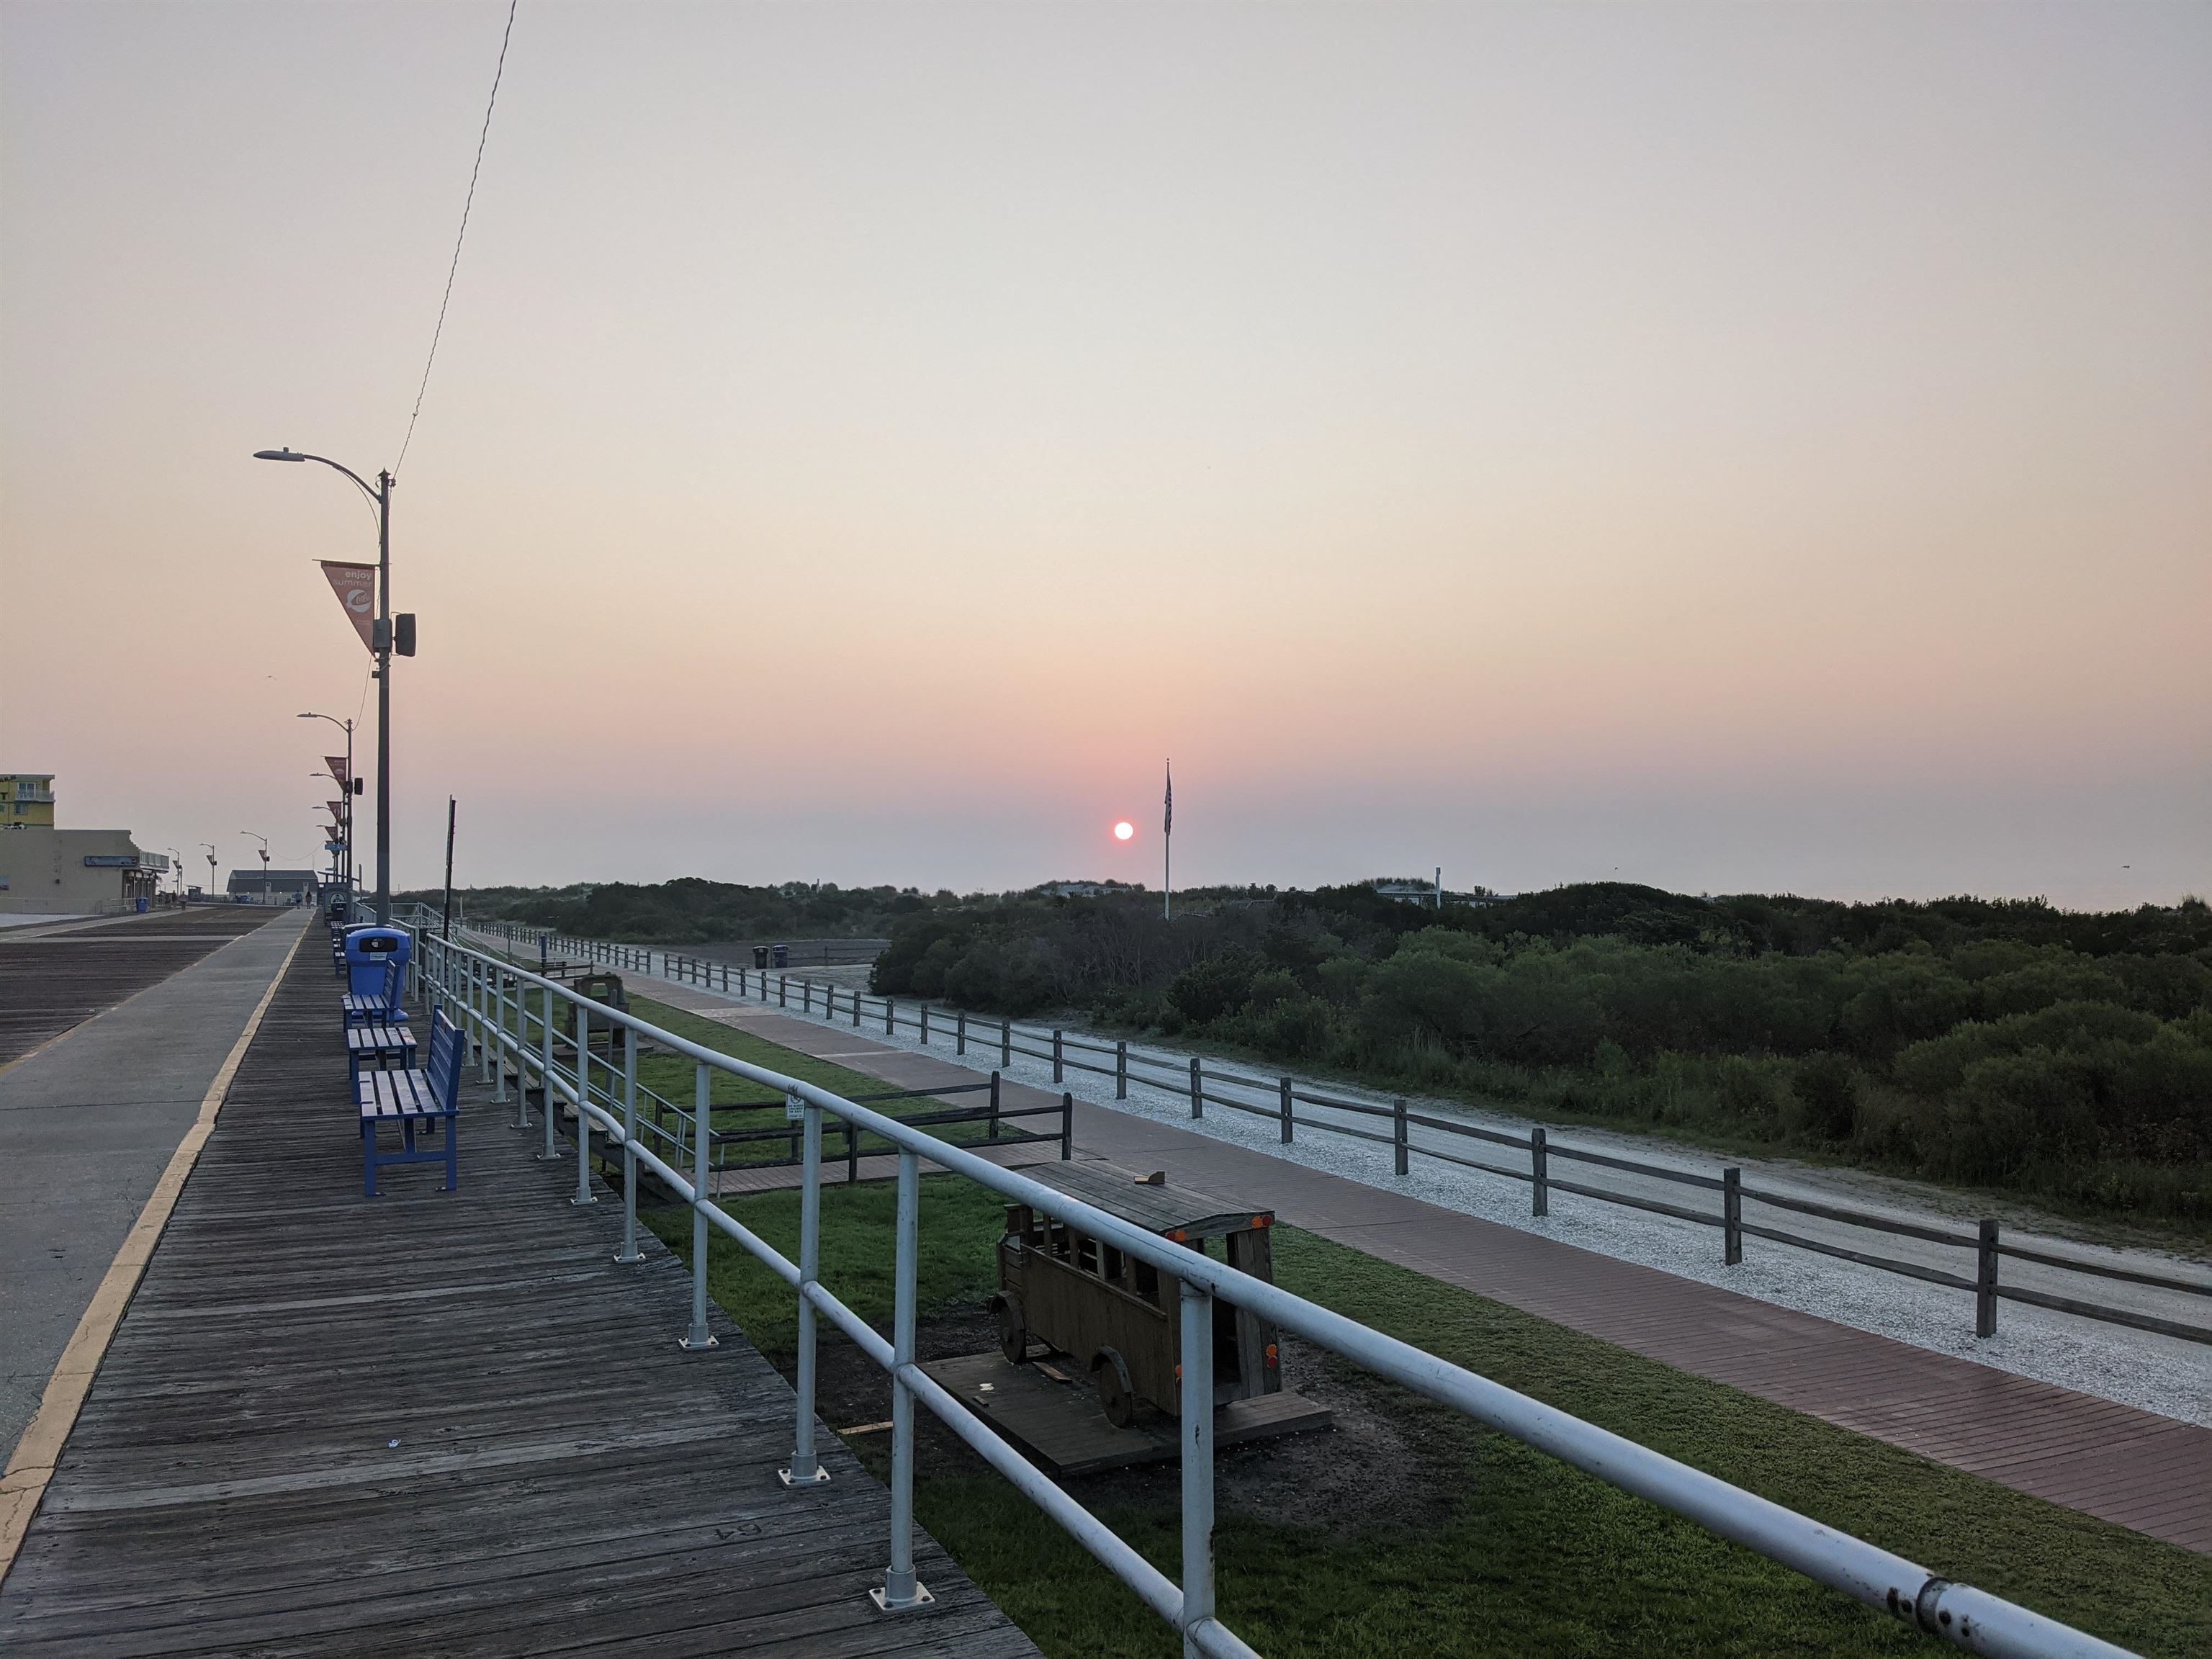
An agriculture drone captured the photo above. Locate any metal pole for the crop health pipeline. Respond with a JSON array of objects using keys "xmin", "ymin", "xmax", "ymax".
[
  {"xmin": 1179, "ymin": 1277, "xmax": 1215, "ymax": 1658},
  {"xmin": 1395, "ymin": 1097, "xmax": 1410, "ymax": 1177},
  {"xmin": 783, "ymin": 1095, "xmax": 830, "ymax": 1487},
  {"xmin": 616, "ymin": 1024, "xmax": 644, "ymax": 1262},
  {"xmin": 538, "ymin": 984, "xmax": 560, "ymax": 1161},
  {"xmin": 682, "ymin": 1060, "xmax": 717, "ymax": 1350},
  {"xmin": 441, "ymin": 796, "xmax": 456, "ymax": 940},
  {"xmin": 1116, "ymin": 1040, "xmax": 1127, "ymax": 1100},
  {"xmin": 374, "ymin": 470, "xmax": 392, "ymax": 925},
  {"xmin": 873, "ymin": 1148, "xmax": 930, "ymax": 1611},
  {"xmin": 920, "ymin": 1004, "xmax": 929, "ymax": 1046},
  {"xmin": 1723, "ymin": 1166, "xmax": 1741, "ymax": 1264},
  {"xmin": 1190, "ymin": 1058, "xmax": 1202, "ymax": 1119},
  {"xmin": 1279, "ymin": 1077, "xmax": 1293, "ymax": 1143},
  {"xmin": 1532, "ymin": 1126, "xmax": 1548, "ymax": 1215},
  {"xmin": 956, "ymin": 1011, "xmax": 966, "ymax": 1056},
  {"xmin": 474, "ymin": 956, "xmax": 490, "ymax": 1081},
  {"xmin": 1053, "ymin": 1030, "xmax": 1063, "ymax": 1084},
  {"xmin": 1976, "ymin": 1219, "xmax": 1999, "ymax": 1338},
  {"xmin": 573, "ymin": 1004, "xmax": 596, "ymax": 1205},
  {"xmin": 493, "ymin": 968, "xmax": 508, "ymax": 1103},
  {"xmin": 1001, "ymin": 1019, "xmax": 1010, "ymax": 1067}
]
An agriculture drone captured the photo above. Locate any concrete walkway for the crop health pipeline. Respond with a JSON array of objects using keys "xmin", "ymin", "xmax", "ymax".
[
  {"xmin": 628, "ymin": 970, "xmax": 2212, "ymax": 1556},
  {"xmin": 0, "ymin": 910, "xmax": 310, "ymax": 1460}
]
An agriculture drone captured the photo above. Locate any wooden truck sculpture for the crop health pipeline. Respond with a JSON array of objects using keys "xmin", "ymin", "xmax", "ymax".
[{"xmin": 991, "ymin": 1163, "xmax": 1283, "ymax": 1427}]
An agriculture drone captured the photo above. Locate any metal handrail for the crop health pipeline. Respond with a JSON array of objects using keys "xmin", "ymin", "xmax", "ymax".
[
  {"xmin": 457, "ymin": 923, "xmax": 2212, "ymax": 1343},
  {"xmin": 422, "ymin": 928, "xmax": 2134, "ymax": 1659}
]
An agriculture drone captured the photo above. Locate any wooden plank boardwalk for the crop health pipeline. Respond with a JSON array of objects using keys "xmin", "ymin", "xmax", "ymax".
[
  {"xmin": 0, "ymin": 907, "xmax": 282, "ymax": 1066},
  {"xmin": 0, "ymin": 949, "xmax": 1040, "ymax": 1657},
  {"xmin": 649, "ymin": 976, "xmax": 2212, "ymax": 1557}
]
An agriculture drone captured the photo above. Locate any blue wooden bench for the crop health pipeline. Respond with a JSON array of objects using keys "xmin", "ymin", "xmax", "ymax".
[
  {"xmin": 346, "ymin": 1021, "xmax": 417, "ymax": 1084},
  {"xmin": 341, "ymin": 958, "xmax": 410, "ymax": 1028},
  {"xmin": 358, "ymin": 1011, "xmax": 461, "ymax": 1196}
]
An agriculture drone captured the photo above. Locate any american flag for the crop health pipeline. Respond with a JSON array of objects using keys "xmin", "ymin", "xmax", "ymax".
[{"xmin": 1164, "ymin": 761, "xmax": 1172, "ymax": 837}]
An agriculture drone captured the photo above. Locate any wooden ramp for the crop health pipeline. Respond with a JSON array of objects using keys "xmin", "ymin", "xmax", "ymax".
[{"xmin": 0, "ymin": 950, "xmax": 1038, "ymax": 1657}]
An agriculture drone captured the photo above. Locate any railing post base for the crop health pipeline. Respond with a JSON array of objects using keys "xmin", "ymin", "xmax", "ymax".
[
  {"xmin": 779, "ymin": 1463, "xmax": 832, "ymax": 1489},
  {"xmin": 868, "ymin": 1580, "xmax": 934, "ymax": 1614}
]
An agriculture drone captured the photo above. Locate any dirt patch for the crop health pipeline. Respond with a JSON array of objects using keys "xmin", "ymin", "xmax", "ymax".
[{"xmin": 791, "ymin": 1308, "xmax": 1455, "ymax": 1537}]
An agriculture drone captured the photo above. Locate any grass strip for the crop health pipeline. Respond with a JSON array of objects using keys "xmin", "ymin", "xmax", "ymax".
[{"xmin": 650, "ymin": 1176, "xmax": 2209, "ymax": 1658}]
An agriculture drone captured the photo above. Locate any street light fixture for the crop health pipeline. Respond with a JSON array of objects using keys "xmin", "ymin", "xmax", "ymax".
[
  {"xmin": 257, "ymin": 449, "xmax": 396, "ymax": 924},
  {"xmin": 242, "ymin": 831, "xmax": 270, "ymax": 906},
  {"xmin": 310, "ymin": 775, "xmax": 348, "ymax": 902},
  {"xmin": 200, "ymin": 842, "xmax": 217, "ymax": 901},
  {"xmin": 300, "ymin": 712, "xmax": 356, "ymax": 909}
]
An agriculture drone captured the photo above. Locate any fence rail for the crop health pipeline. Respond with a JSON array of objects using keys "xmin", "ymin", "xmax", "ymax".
[
  {"xmin": 465, "ymin": 921, "xmax": 2212, "ymax": 1352},
  {"xmin": 421, "ymin": 928, "xmax": 2141, "ymax": 1659}
]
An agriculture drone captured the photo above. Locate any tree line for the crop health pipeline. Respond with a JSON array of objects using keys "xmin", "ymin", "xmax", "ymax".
[{"xmin": 869, "ymin": 882, "xmax": 2212, "ymax": 1228}]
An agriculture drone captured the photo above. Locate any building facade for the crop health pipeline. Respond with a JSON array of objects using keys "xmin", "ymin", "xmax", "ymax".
[
  {"xmin": 0, "ymin": 830, "xmax": 166, "ymax": 915},
  {"xmin": 0, "ymin": 774, "xmax": 57, "ymax": 828},
  {"xmin": 226, "ymin": 868, "xmax": 321, "ymax": 906}
]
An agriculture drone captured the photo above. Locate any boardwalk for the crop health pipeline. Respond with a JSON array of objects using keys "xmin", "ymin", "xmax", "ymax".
[
  {"xmin": 639, "ymin": 972, "xmax": 2212, "ymax": 1557},
  {"xmin": 0, "ymin": 909, "xmax": 304, "ymax": 1457},
  {"xmin": 0, "ymin": 905, "xmax": 283, "ymax": 1066},
  {"xmin": 0, "ymin": 947, "xmax": 1038, "ymax": 1656}
]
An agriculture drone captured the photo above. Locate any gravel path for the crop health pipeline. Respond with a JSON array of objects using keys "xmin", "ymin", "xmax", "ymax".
[{"xmin": 493, "ymin": 936, "xmax": 2212, "ymax": 1428}]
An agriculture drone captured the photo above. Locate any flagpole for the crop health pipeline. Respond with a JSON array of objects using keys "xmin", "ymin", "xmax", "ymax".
[{"xmin": 1164, "ymin": 760, "xmax": 1172, "ymax": 922}]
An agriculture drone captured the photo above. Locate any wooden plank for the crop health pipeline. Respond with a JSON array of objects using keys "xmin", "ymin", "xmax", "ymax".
[
  {"xmin": 919, "ymin": 1352, "xmax": 1331, "ymax": 1478},
  {"xmin": 0, "ymin": 950, "xmax": 1039, "ymax": 1657}
]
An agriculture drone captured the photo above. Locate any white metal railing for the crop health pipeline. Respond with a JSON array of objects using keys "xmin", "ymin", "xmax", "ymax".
[
  {"xmin": 410, "ymin": 927, "xmax": 2136, "ymax": 1659},
  {"xmin": 467, "ymin": 921, "xmax": 2212, "ymax": 1352}
]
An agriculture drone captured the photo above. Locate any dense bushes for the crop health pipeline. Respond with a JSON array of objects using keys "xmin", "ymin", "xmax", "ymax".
[{"xmin": 871, "ymin": 884, "xmax": 2212, "ymax": 1226}]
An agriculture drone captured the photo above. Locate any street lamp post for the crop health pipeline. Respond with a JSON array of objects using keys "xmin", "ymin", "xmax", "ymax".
[
  {"xmin": 166, "ymin": 849, "xmax": 183, "ymax": 903},
  {"xmin": 242, "ymin": 832, "xmax": 270, "ymax": 905},
  {"xmin": 300, "ymin": 713, "xmax": 356, "ymax": 907},
  {"xmin": 256, "ymin": 449, "xmax": 395, "ymax": 924},
  {"xmin": 310, "ymin": 779, "xmax": 344, "ymax": 896},
  {"xmin": 200, "ymin": 843, "xmax": 217, "ymax": 902}
]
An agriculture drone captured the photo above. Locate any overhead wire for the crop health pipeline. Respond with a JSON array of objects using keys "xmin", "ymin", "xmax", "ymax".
[{"xmin": 394, "ymin": 0, "xmax": 519, "ymax": 478}]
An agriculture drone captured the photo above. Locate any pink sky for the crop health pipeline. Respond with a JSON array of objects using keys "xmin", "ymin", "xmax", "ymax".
[{"xmin": 4, "ymin": 4, "xmax": 2206, "ymax": 905}]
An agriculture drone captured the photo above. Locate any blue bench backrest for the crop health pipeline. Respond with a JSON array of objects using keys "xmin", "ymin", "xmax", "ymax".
[{"xmin": 426, "ymin": 1012, "xmax": 464, "ymax": 1110}]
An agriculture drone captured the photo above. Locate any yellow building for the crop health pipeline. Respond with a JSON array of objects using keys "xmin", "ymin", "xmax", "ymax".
[{"xmin": 1, "ymin": 774, "xmax": 57, "ymax": 828}]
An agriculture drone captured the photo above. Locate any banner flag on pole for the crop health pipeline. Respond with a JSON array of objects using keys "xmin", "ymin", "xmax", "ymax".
[
  {"xmin": 325, "ymin": 755, "xmax": 350, "ymax": 788},
  {"xmin": 328, "ymin": 801, "xmax": 348, "ymax": 821},
  {"xmin": 318, "ymin": 562, "xmax": 377, "ymax": 652}
]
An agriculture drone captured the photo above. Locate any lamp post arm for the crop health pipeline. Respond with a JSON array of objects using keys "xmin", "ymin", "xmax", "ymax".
[{"xmin": 284, "ymin": 451, "xmax": 381, "ymax": 504}]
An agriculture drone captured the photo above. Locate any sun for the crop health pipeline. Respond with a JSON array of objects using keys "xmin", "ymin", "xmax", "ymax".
[{"xmin": 1113, "ymin": 821, "xmax": 1134, "ymax": 841}]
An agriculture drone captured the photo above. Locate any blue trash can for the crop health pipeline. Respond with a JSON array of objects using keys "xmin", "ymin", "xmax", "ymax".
[
  {"xmin": 771, "ymin": 943, "xmax": 789, "ymax": 969},
  {"xmin": 343, "ymin": 927, "xmax": 412, "ymax": 998}
]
